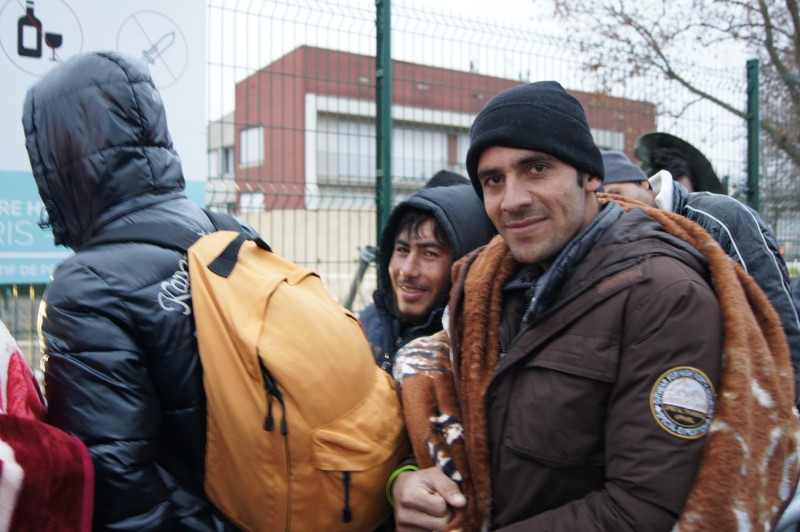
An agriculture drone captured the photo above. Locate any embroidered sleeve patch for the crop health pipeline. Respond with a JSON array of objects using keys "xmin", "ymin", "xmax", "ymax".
[{"xmin": 650, "ymin": 366, "xmax": 715, "ymax": 439}]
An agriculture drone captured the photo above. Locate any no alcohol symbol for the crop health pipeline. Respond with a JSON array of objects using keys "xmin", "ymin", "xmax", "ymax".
[{"xmin": 17, "ymin": 0, "xmax": 62, "ymax": 61}]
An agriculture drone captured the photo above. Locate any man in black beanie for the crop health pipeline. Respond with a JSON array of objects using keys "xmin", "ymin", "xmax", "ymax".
[
  {"xmin": 390, "ymin": 81, "xmax": 727, "ymax": 530},
  {"xmin": 599, "ymin": 149, "xmax": 658, "ymax": 205}
]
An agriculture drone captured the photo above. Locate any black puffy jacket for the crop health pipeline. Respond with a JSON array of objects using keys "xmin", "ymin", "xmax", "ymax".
[{"xmin": 22, "ymin": 51, "xmax": 233, "ymax": 530}]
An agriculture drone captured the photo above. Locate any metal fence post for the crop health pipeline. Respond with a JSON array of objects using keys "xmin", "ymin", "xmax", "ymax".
[
  {"xmin": 746, "ymin": 58, "xmax": 760, "ymax": 211},
  {"xmin": 375, "ymin": 0, "xmax": 392, "ymax": 289}
]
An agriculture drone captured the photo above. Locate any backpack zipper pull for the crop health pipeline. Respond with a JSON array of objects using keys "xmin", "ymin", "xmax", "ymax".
[
  {"xmin": 342, "ymin": 471, "xmax": 352, "ymax": 523},
  {"xmin": 264, "ymin": 394, "xmax": 275, "ymax": 432},
  {"xmin": 259, "ymin": 356, "xmax": 289, "ymax": 434}
]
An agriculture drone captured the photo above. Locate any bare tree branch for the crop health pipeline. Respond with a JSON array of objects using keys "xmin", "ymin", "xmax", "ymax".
[
  {"xmin": 758, "ymin": 0, "xmax": 800, "ymax": 109},
  {"xmin": 541, "ymin": 0, "xmax": 800, "ymax": 171}
]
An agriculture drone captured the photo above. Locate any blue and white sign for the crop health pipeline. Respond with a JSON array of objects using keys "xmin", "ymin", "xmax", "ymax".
[
  {"xmin": 0, "ymin": 170, "xmax": 68, "ymax": 283},
  {"xmin": 0, "ymin": 170, "xmax": 206, "ymax": 284},
  {"xmin": 0, "ymin": 0, "xmax": 206, "ymax": 284}
]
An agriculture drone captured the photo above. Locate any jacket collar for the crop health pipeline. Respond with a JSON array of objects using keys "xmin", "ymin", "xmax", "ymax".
[{"xmin": 518, "ymin": 201, "xmax": 624, "ymax": 330}]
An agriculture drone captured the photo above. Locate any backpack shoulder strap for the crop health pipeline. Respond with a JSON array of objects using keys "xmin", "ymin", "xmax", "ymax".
[
  {"xmin": 82, "ymin": 210, "xmax": 266, "ymax": 250},
  {"xmin": 202, "ymin": 210, "xmax": 272, "ymax": 252},
  {"xmin": 81, "ymin": 209, "xmax": 272, "ymax": 279},
  {"xmin": 81, "ymin": 222, "xmax": 199, "ymax": 252},
  {"xmin": 203, "ymin": 209, "xmax": 243, "ymax": 232}
]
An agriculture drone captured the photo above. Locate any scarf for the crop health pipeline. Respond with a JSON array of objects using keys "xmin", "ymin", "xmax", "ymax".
[{"xmin": 394, "ymin": 195, "xmax": 800, "ymax": 530}]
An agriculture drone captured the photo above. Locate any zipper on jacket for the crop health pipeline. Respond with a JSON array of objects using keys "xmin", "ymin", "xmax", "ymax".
[
  {"xmin": 259, "ymin": 356, "xmax": 288, "ymax": 435},
  {"xmin": 380, "ymin": 351, "xmax": 392, "ymax": 371},
  {"xmin": 342, "ymin": 471, "xmax": 353, "ymax": 523}
]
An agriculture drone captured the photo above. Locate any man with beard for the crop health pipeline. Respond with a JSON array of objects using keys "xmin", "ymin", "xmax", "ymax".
[{"xmin": 390, "ymin": 81, "xmax": 731, "ymax": 530}]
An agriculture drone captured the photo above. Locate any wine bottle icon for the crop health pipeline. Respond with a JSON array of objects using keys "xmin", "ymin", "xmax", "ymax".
[
  {"xmin": 45, "ymin": 32, "xmax": 63, "ymax": 61},
  {"xmin": 17, "ymin": 0, "xmax": 42, "ymax": 58}
]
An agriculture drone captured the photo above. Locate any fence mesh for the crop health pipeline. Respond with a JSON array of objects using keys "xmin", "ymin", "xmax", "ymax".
[{"xmin": 4, "ymin": 0, "xmax": 799, "ymax": 365}]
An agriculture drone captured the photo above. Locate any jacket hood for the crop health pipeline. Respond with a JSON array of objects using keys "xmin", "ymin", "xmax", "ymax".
[
  {"xmin": 377, "ymin": 183, "xmax": 496, "ymax": 308},
  {"xmin": 22, "ymin": 51, "xmax": 185, "ymax": 249}
]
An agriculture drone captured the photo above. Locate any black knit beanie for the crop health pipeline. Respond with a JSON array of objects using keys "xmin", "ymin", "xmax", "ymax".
[
  {"xmin": 466, "ymin": 81, "xmax": 604, "ymax": 198},
  {"xmin": 601, "ymin": 150, "xmax": 648, "ymax": 184},
  {"xmin": 424, "ymin": 169, "xmax": 470, "ymax": 188}
]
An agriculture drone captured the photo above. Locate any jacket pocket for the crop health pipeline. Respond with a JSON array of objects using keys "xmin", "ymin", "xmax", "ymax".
[{"xmin": 503, "ymin": 330, "xmax": 618, "ymax": 467}]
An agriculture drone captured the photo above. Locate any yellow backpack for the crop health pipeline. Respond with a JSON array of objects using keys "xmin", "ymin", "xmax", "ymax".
[{"xmin": 89, "ymin": 212, "xmax": 409, "ymax": 531}]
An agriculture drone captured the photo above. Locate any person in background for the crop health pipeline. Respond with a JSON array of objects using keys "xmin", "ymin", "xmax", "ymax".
[
  {"xmin": 635, "ymin": 132, "xmax": 725, "ymax": 193},
  {"xmin": 795, "ymin": 280, "xmax": 800, "ymax": 315},
  {"xmin": 598, "ymin": 150, "xmax": 655, "ymax": 205},
  {"xmin": 359, "ymin": 170, "xmax": 496, "ymax": 373},
  {"xmin": 21, "ymin": 51, "xmax": 236, "ymax": 530},
  {"xmin": 602, "ymin": 149, "xmax": 800, "ymax": 404},
  {"xmin": 0, "ymin": 318, "xmax": 94, "ymax": 531}
]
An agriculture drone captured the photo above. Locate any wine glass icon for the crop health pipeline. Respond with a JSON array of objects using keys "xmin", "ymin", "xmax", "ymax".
[{"xmin": 44, "ymin": 32, "xmax": 63, "ymax": 61}]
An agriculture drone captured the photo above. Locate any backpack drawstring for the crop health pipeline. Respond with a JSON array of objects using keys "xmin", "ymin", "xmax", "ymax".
[
  {"xmin": 342, "ymin": 471, "xmax": 352, "ymax": 523},
  {"xmin": 264, "ymin": 393, "xmax": 275, "ymax": 431},
  {"xmin": 259, "ymin": 356, "xmax": 288, "ymax": 434}
]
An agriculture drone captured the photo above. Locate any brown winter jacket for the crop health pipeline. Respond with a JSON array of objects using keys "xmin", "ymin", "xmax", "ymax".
[{"xmin": 395, "ymin": 200, "xmax": 800, "ymax": 531}]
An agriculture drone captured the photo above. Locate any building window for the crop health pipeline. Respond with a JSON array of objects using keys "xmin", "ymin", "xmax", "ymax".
[
  {"xmin": 455, "ymin": 133, "xmax": 470, "ymax": 174},
  {"xmin": 208, "ymin": 149, "xmax": 220, "ymax": 178},
  {"xmin": 316, "ymin": 115, "xmax": 461, "ymax": 185},
  {"xmin": 222, "ymin": 147, "xmax": 234, "ymax": 174},
  {"xmin": 239, "ymin": 191, "xmax": 265, "ymax": 213},
  {"xmin": 316, "ymin": 116, "xmax": 376, "ymax": 184},
  {"xmin": 240, "ymin": 126, "xmax": 264, "ymax": 167},
  {"xmin": 393, "ymin": 127, "xmax": 448, "ymax": 182},
  {"xmin": 592, "ymin": 129, "xmax": 625, "ymax": 151},
  {"xmin": 337, "ymin": 119, "xmax": 375, "ymax": 181},
  {"xmin": 316, "ymin": 115, "xmax": 339, "ymax": 182}
]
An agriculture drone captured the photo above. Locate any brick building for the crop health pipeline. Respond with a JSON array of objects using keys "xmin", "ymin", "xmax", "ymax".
[{"xmin": 218, "ymin": 45, "xmax": 656, "ymax": 212}]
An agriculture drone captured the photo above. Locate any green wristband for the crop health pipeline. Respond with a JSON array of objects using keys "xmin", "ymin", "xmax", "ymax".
[{"xmin": 385, "ymin": 464, "xmax": 420, "ymax": 506}]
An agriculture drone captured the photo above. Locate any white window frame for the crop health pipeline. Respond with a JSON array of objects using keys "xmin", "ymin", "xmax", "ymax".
[{"xmin": 239, "ymin": 126, "xmax": 264, "ymax": 167}]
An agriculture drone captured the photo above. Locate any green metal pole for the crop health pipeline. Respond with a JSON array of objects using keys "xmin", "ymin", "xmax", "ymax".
[
  {"xmin": 375, "ymin": 0, "xmax": 392, "ymax": 288},
  {"xmin": 746, "ymin": 58, "xmax": 760, "ymax": 211}
]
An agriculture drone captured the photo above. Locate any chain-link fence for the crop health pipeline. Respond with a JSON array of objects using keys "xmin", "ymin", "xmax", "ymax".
[
  {"xmin": 5, "ymin": 0, "xmax": 799, "ymax": 366},
  {"xmin": 206, "ymin": 0, "xmax": 800, "ymax": 293},
  {"xmin": 0, "ymin": 284, "xmax": 45, "ymax": 369}
]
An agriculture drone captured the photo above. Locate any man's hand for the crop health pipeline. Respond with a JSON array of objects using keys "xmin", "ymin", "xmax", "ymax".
[{"xmin": 393, "ymin": 467, "xmax": 466, "ymax": 531}]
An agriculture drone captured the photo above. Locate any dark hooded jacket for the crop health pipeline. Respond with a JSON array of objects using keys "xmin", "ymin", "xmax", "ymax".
[
  {"xmin": 359, "ymin": 183, "xmax": 495, "ymax": 372},
  {"xmin": 22, "ymin": 51, "xmax": 233, "ymax": 530},
  {"xmin": 795, "ymin": 281, "xmax": 800, "ymax": 318},
  {"xmin": 667, "ymin": 182, "xmax": 800, "ymax": 403}
]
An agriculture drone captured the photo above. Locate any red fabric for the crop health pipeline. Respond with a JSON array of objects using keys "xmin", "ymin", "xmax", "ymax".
[
  {"xmin": 0, "ymin": 321, "xmax": 94, "ymax": 531},
  {"xmin": 0, "ymin": 415, "xmax": 94, "ymax": 531},
  {"xmin": 4, "ymin": 352, "xmax": 45, "ymax": 420}
]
